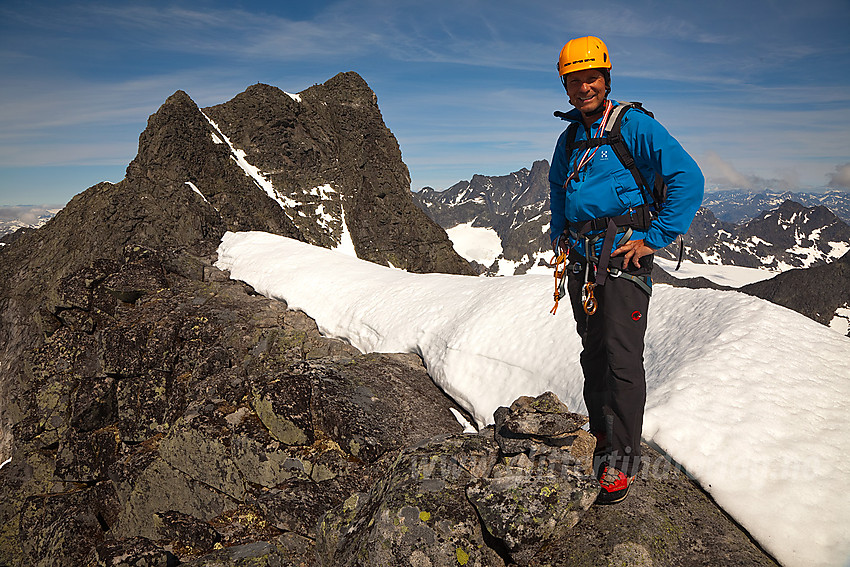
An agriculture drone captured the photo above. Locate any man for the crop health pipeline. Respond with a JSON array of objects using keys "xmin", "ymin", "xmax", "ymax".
[{"xmin": 549, "ymin": 36, "xmax": 704, "ymax": 504}]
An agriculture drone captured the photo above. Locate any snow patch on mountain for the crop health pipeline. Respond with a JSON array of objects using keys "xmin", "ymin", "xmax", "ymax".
[
  {"xmin": 202, "ymin": 111, "xmax": 298, "ymax": 215},
  {"xmin": 184, "ymin": 181, "xmax": 210, "ymax": 205},
  {"xmin": 830, "ymin": 305, "xmax": 850, "ymax": 335},
  {"xmin": 332, "ymin": 202, "xmax": 357, "ymax": 257},
  {"xmin": 655, "ymin": 258, "xmax": 777, "ymax": 287},
  {"xmin": 445, "ymin": 222, "xmax": 502, "ymax": 266}
]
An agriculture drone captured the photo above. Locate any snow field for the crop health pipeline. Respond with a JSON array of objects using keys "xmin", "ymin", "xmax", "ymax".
[{"xmin": 216, "ymin": 231, "xmax": 850, "ymax": 567}]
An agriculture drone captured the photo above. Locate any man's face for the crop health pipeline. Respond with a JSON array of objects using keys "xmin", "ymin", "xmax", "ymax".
[{"xmin": 564, "ymin": 69, "xmax": 607, "ymax": 115}]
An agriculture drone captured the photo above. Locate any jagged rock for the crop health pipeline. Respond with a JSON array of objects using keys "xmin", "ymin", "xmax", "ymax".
[
  {"xmin": 92, "ymin": 536, "xmax": 178, "ymax": 567},
  {"xmin": 19, "ymin": 481, "xmax": 121, "ymax": 567},
  {"xmin": 159, "ymin": 415, "xmax": 249, "ymax": 501},
  {"xmin": 155, "ymin": 510, "xmax": 222, "ymax": 557},
  {"xmin": 494, "ymin": 392, "xmax": 596, "ymax": 475},
  {"xmin": 467, "ymin": 466, "xmax": 599, "ymax": 564},
  {"xmin": 316, "ymin": 433, "xmax": 506, "ymax": 567},
  {"xmin": 250, "ymin": 372, "xmax": 314, "ymax": 447},
  {"xmin": 502, "ymin": 392, "xmax": 589, "ymax": 437},
  {"xmin": 315, "ymin": 394, "xmax": 601, "ymax": 566},
  {"xmin": 204, "ymin": 74, "xmax": 472, "ymax": 275},
  {"xmin": 445, "ymin": 392, "xmax": 601, "ymax": 564},
  {"xmin": 315, "ymin": 395, "xmax": 600, "ymax": 566},
  {"xmin": 0, "ymin": 71, "xmax": 471, "ymax": 473},
  {"xmin": 179, "ymin": 541, "xmax": 287, "ymax": 567},
  {"xmin": 741, "ymin": 249, "xmax": 850, "ymax": 332}
]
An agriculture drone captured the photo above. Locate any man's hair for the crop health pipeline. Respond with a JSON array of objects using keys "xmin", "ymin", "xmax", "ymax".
[{"xmin": 601, "ymin": 69, "xmax": 611, "ymax": 95}]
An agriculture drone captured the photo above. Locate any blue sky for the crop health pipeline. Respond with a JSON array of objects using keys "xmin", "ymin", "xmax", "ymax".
[{"xmin": 1, "ymin": 0, "xmax": 849, "ymax": 207}]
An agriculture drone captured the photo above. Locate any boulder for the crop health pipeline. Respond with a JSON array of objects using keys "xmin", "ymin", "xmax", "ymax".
[{"xmin": 317, "ymin": 392, "xmax": 601, "ymax": 566}]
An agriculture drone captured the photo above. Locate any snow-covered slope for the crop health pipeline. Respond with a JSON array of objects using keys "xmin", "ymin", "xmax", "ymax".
[{"xmin": 216, "ymin": 231, "xmax": 850, "ymax": 567}]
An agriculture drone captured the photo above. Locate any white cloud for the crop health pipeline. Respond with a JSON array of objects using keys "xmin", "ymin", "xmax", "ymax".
[
  {"xmin": 698, "ymin": 151, "xmax": 798, "ymax": 191},
  {"xmin": 827, "ymin": 163, "xmax": 850, "ymax": 189},
  {"xmin": 0, "ymin": 205, "xmax": 61, "ymax": 223}
]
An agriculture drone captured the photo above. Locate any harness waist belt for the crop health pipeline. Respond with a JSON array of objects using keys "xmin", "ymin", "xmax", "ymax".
[
  {"xmin": 572, "ymin": 204, "xmax": 653, "ymax": 236},
  {"xmin": 567, "ymin": 203, "xmax": 654, "ymax": 287}
]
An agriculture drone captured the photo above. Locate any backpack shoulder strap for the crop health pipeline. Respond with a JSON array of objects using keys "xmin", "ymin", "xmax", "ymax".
[
  {"xmin": 606, "ymin": 102, "xmax": 657, "ymax": 208},
  {"xmin": 563, "ymin": 121, "xmax": 580, "ymax": 169}
]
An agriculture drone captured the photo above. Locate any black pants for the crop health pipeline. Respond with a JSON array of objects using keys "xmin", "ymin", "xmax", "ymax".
[{"xmin": 567, "ymin": 250, "xmax": 651, "ymax": 477}]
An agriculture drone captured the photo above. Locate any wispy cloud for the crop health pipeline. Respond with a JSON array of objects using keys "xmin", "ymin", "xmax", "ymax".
[
  {"xmin": 699, "ymin": 151, "xmax": 799, "ymax": 191},
  {"xmin": 0, "ymin": 205, "xmax": 62, "ymax": 222},
  {"xmin": 2, "ymin": 0, "xmax": 849, "ymax": 202},
  {"xmin": 827, "ymin": 163, "xmax": 850, "ymax": 189}
]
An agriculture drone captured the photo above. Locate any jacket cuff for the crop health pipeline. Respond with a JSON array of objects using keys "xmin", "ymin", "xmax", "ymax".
[{"xmin": 643, "ymin": 229, "xmax": 669, "ymax": 251}]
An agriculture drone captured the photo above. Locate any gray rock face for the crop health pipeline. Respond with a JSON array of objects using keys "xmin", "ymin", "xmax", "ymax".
[
  {"xmin": 317, "ymin": 434, "xmax": 507, "ymax": 567},
  {"xmin": 467, "ymin": 469, "xmax": 597, "ymax": 565},
  {"xmin": 202, "ymin": 73, "xmax": 473, "ymax": 275},
  {"xmin": 740, "ymin": 249, "xmax": 850, "ymax": 335}
]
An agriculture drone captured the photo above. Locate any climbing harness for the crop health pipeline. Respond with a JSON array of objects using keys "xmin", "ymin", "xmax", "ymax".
[
  {"xmin": 549, "ymin": 101, "xmax": 667, "ymax": 316},
  {"xmin": 555, "ymin": 101, "xmax": 687, "ymax": 271}
]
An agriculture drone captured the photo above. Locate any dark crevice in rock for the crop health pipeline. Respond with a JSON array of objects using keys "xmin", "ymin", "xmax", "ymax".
[
  {"xmin": 96, "ymin": 512, "xmax": 110, "ymax": 532},
  {"xmin": 466, "ymin": 487, "xmax": 517, "ymax": 565}
]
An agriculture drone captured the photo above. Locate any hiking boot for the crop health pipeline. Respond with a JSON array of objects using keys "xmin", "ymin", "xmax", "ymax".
[{"xmin": 595, "ymin": 464, "xmax": 635, "ymax": 505}]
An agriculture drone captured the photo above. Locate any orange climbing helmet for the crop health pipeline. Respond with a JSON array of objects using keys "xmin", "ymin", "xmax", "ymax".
[{"xmin": 557, "ymin": 36, "xmax": 611, "ymax": 77}]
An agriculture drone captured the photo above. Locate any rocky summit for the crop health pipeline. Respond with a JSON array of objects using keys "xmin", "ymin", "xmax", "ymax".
[{"xmin": 0, "ymin": 73, "xmax": 778, "ymax": 566}]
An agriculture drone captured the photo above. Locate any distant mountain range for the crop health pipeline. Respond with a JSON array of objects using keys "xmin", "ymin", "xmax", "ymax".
[
  {"xmin": 659, "ymin": 200, "xmax": 850, "ymax": 270},
  {"xmin": 0, "ymin": 206, "xmax": 62, "ymax": 244},
  {"xmin": 413, "ymin": 160, "xmax": 850, "ymax": 275},
  {"xmin": 703, "ymin": 189, "xmax": 850, "ymax": 224},
  {"xmin": 414, "ymin": 160, "xmax": 551, "ymax": 274}
]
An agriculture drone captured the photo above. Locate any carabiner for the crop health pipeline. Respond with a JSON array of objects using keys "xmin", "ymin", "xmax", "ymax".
[
  {"xmin": 581, "ymin": 282, "xmax": 597, "ymax": 316},
  {"xmin": 549, "ymin": 251, "xmax": 569, "ymax": 315}
]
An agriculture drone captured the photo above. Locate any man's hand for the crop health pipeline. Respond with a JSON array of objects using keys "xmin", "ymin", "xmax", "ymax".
[
  {"xmin": 552, "ymin": 234, "xmax": 568, "ymax": 256},
  {"xmin": 612, "ymin": 238, "xmax": 654, "ymax": 269}
]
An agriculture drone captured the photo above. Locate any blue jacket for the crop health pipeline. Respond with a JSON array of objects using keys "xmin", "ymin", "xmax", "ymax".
[{"xmin": 549, "ymin": 100, "xmax": 704, "ymax": 255}]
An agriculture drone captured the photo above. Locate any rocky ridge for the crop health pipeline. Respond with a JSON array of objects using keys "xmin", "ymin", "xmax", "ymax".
[
  {"xmin": 0, "ymin": 246, "xmax": 473, "ymax": 565},
  {"xmin": 740, "ymin": 249, "xmax": 850, "ymax": 336},
  {"xmin": 666, "ymin": 200, "xmax": 850, "ymax": 270},
  {"xmin": 0, "ymin": 71, "xmax": 470, "ymax": 460}
]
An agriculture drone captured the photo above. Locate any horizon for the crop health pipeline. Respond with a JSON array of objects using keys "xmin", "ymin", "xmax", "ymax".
[{"xmin": 2, "ymin": 0, "xmax": 850, "ymax": 206}]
